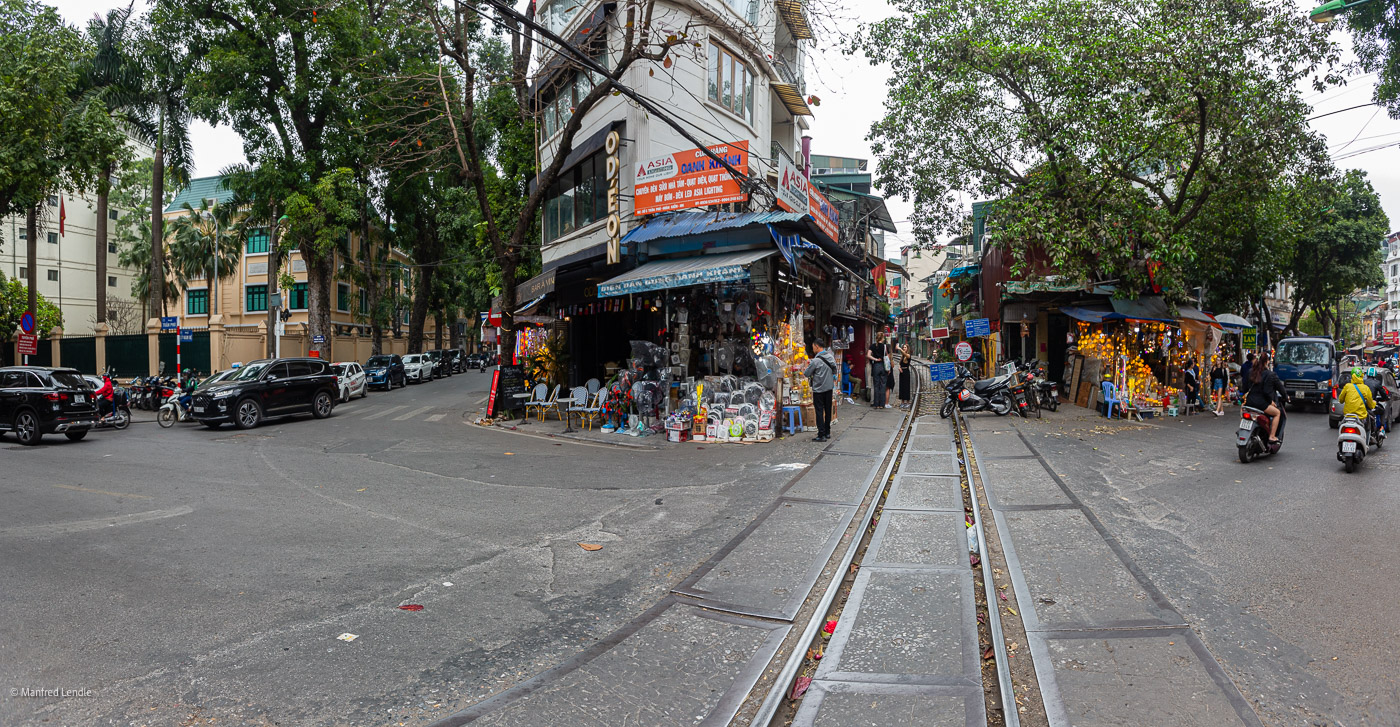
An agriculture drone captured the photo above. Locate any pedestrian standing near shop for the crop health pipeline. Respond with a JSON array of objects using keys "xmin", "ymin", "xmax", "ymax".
[
  {"xmin": 869, "ymin": 333, "xmax": 889, "ymax": 409},
  {"xmin": 1238, "ymin": 352, "xmax": 1254, "ymax": 406},
  {"xmin": 805, "ymin": 339, "xmax": 836, "ymax": 442},
  {"xmin": 897, "ymin": 343, "xmax": 913, "ymax": 410},
  {"xmin": 1210, "ymin": 358, "xmax": 1228, "ymax": 416}
]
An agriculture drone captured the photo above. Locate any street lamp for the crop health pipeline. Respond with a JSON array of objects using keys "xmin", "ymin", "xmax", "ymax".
[{"xmin": 1310, "ymin": 0, "xmax": 1372, "ymax": 23}]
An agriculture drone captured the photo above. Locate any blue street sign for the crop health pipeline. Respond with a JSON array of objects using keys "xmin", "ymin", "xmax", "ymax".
[
  {"xmin": 18, "ymin": 311, "xmax": 34, "ymax": 333},
  {"xmin": 929, "ymin": 362, "xmax": 957, "ymax": 382},
  {"xmin": 160, "ymin": 316, "xmax": 179, "ymax": 332},
  {"xmin": 312, "ymin": 334, "xmax": 326, "ymax": 344},
  {"xmin": 179, "ymin": 328, "xmax": 194, "ymax": 343},
  {"xmin": 965, "ymin": 317, "xmax": 991, "ymax": 338}
]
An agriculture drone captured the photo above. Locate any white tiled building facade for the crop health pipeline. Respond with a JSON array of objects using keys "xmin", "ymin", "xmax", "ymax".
[{"xmin": 1385, "ymin": 231, "xmax": 1400, "ymax": 336}]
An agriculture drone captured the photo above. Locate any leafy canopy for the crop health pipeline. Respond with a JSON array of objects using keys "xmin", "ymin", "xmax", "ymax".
[{"xmin": 858, "ymin": 0, "xmax": 1337, "ymax": 293}]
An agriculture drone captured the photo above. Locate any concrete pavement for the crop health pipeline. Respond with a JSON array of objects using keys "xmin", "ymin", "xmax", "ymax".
[{"xmin": 964, "ymin": 403, "xmax": 1400, "ymax": 726}]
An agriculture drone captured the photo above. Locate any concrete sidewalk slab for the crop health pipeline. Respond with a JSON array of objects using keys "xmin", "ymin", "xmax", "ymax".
[
  {"xmin": 899, "ymin": 451, "xmax": 960, "ymax": 476},
  {"xmin": 1044, "ymin": 632, "xmax": 1252, "ymax": 727},
  {"xmin": 793, "ymin": 681, "xmax": 984, "ymax": 727},
  {"xmin": 1003, "ymin": 509, "xmax": 1182, "ymax": 629},
  {"xmin": 866, "ymin": 511, "xmax": 967, "ymax": 568},
  {"xmin": 909, "ymin": 433, "xmax": 954, "ymax": 452},
  {"xmin": 885, "ymin": 475, "xmax": 963, "ymax": 512},
  {"xmin": 464, "ymin": 601, "xmax": 788, "ymax": 727},
  {"xmin": 816, "ymin": 567, "xmax": 978, "ymax": 684},
  {"xmin": 784, "ymin": 453, "xmax": 882, "ymax": 504},
  {"xmin": 978, "ymin": 457, "xmax": 1074, "ymax": 507},
  {"xmin": 673, "ymin": 500, "xmax": 856, "ymax": 620}
]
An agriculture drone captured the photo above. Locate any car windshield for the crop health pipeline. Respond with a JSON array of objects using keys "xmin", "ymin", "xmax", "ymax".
[
  {"xmin": 332, "ymin": 365, "xmax": 347, "ymax": 376},
  {"xmin": 230, "ymin": 362, "xmax": 271, "ymax": 381},
  {"xmin": 197, "ymin": 370, "xmax": 235, "ymax": 389},
  {"xmin": 1276, "ymin": 342, "xmax": 1331, "ymax": 366},
  {"xmin": 367, "ymin": 356, "xmax": 392, "ymax": 367},
  {"xmin": 49, "ymin": 371, "xmax": 91, "ymax": 389},
  {"xmin": 403, "ymin": 355, "xmax": 421, "ymax": 364}
]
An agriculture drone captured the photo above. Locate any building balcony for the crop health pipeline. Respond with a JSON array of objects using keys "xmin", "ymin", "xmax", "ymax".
[
  {"xmin": 771, "ymin": 140, "xmax": 795, "ymax": 172},
  {"xmin": 776, "ymin": 0, "xmax": 813, "ymax": 40},
  {"xmin": 771, "ymin": 55, "xmax": 811, "ymax": 117}
]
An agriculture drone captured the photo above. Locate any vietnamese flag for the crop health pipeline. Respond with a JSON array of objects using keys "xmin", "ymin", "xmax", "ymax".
[{"xmin": 58, "ymin": 196, "xmax": 65, "ymax": 236}]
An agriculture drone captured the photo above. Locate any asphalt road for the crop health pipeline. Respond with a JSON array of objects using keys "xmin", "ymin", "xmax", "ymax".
[
  {"xmin": 0, "ymin": 370, "xmax": 839, "ymax": 726},
  {"xmin": 1005, "ymin": 404, "xmax": 1400, "ymax": 726}
]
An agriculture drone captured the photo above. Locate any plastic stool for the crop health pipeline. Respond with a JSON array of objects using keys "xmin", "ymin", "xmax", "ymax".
[{"xmin": 782, "ymin": 406, "xmax": 803, "ymax": 435}]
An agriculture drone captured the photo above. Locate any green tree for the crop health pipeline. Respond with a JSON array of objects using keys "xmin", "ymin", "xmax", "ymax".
[
  {"xmin": 0, "ymin": 273, "xmax": 63, "ymax": 340},
  {"xmin": 1283, "ymin": 169, "xmax": 1390, "ymax": 336},
  {"xmin": 281, "ymin": 168, "xmax": 362, "ymax": 347},
  {"xmin": 111, "ymin": 157, "xmax": 180, "ymax": 314},
  {"xmin": 857, "ymin": 0, "xmax": 1338, "ymax": 293},
  {"xmin": 166, "ymin": 199, "xmax": 245, "ymax": 316},
  {"xmin": 1343, "ymin": 1, "xmax": 1400, "ymax": 120}
]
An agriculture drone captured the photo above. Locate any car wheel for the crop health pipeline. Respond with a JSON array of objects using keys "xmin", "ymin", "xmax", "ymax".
[
  {"xmin": 234, "ymin": 399, "xmax": 263, "ymax": 430},
  {"xmin": 360, "ymin": 386, "xmax": 368, "ymax": 399},
  {"xmin": 14, "ymin": 410, "xmax": 42, "ymax": 446},
  {"xmin": 312, "ymin": 391, "xmax": 334, "ymax": 419},
  {"xmin": 1330, "ymin": 417, "xmax": 1339, "ymax": 429},
  {"xmin": 65, "ymin": 430, "xmax": 88, "ymax": 441},
  {"xmin": 341, "ymin": 387, "xmax": 351, "ymax": 403}
]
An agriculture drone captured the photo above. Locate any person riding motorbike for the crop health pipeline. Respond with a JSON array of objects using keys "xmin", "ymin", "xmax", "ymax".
[
  {"xmin": 95, "ymin": 372, "xmax": 115, "ymax": 417},
  {"xmin": 1339, "ymin": 366, "xmax": 1379, "ymax": 441},
  {"xmin": 1242, "ymin": 351, "xmax": 1287, "ymax": 444}
]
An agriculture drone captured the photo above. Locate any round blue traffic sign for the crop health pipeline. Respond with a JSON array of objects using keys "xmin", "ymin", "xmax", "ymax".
[{"xmin": 19, "ymin": 311, "xmax": 35, "ymax": 334}]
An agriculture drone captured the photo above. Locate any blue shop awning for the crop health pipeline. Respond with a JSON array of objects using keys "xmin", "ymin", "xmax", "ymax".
[
  {"xmin": 597, "ymin": 249, "xmax": 776, "ymax": 298},
  {"xmin": 1059, "ymin": 306, "xmax": 1114, "ymax": 323},
  {"xmin": 948, "ymin": 264, "xmax": 980, "ymax": 279},
  {"xmin": 1110, "ymin": 296, "xmax": 1175, "ymax": 323}
]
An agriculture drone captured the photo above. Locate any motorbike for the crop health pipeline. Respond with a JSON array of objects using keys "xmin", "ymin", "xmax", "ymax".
[
  {"xmin": 1336, "ymin": 415, "xmax": 1378, "ymax": 473},
  {"xmin": 1237, "ymin": 404, "xmax": 1287, "ymax": 463},
  {"xmin": 1032, "ymin": 363, "xmax": 1059, "ymax": 412},
  {"xmin": 940, "ymin": 365, "xmax": 1014, "ymax": 419},
  {"xmin": 157, "ymin": 390, "xmax": 191, "ymax": 428}
]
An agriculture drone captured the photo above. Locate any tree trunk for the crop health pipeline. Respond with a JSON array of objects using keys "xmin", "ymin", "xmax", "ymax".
[
  {"xmin": 498, "ymin": 250, "xmax": 518, "ymax": 360},
  {"xmin": 449, "ymin": 307, "xmax": 461, "ymax": 350},
  {"xmin": 363, "ymin": 210, "xmax": 382, "ymax": 355},
  {"xmin": 149, "ymin": 142, "xmax": 164, "ymax": 320},
  {"xmin": 304, "ymin": 247, "xmax": 335, "ymax": 359},
  {"xmin": 96, "ymin": 165, "xmax": 110, "ymax": 325},
  {"xmin": 25, "ymin": 206, "xmax": 37, "ymax": 316},
  {"xmin": 408, "ymin": 266, "xmax": 434, "ymax": 354},
  {"xmin": 435, "ymin": 309, "xmax": 445, "ymax": 348}
]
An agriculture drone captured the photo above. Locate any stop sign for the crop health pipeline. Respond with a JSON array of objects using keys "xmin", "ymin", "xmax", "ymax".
[{"xmin": 955, "ymin": 341, "xmax": 973, "ymax": 361}]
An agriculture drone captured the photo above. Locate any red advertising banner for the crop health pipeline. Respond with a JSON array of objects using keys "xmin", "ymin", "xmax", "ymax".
[
  {"xmin": 1386, "ymin": 331, "xmax": 1399, "ymax": 345},
  {"xmin": 808, "ymin": 184, "xmax": 839, "ymax": 243},
  {"xmin": 930, "ymin": 327, "xmax": 950, "ymax": 340},
  {"xmin": 633, "ymin": 141, "xmax": 749, "ymax": 215}
]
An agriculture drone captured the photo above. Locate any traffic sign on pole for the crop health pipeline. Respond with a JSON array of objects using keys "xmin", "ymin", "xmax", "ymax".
[
  {"xmin": 18, "ymin": 332, "xmax": 38, "ymax": 356},
  {"xmin": 964, "ymin": 318, "xmax": 991, "ymax": 338},
  {"xmin": 179, "ymin": 328, "xmax": 194, "ymax": 343},
  {"xmin": 19, "ymin": 311, "xmax": 35, "ymax": 334},
  {"xmin": 929, "ymin": 362, "xmax": 957, "ymax": 381},
  {"xmin": 955, "ymin": 341, "xmax": 973, "ymax": 361},
  {"xmin": 160, "ymin": 316, "xmax": 179, "ymax": 332}
]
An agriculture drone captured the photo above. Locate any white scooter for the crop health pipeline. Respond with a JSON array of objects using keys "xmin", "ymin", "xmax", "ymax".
[
  {"xmin": 1337, "ymin": 412, "xmax": 1384, "ymax": 473},
  {"xmin": 157, "ymin": 391, "xmax": 192, "ymax": 428}
]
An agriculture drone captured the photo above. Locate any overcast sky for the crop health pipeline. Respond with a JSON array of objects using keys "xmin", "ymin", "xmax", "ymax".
[{"xmin": 51, "ymin": 0, "xmax": 1400, "ymax": 255}]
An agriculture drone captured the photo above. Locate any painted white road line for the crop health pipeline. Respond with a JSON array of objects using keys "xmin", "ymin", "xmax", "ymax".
[
  {"xmin": 0, "ymin": 506, "xmax": 194, "ymax": 538},
  {"xmin": 393, "ymin": 406, "xmax": 436, "ymax": 421},
  {"xmin": 363, "ymin": 405, "xmax": 409, "ymax": 420},
  {"xmin": 425, "ymin": 413, "xmax": 448, "ymax": 422}
]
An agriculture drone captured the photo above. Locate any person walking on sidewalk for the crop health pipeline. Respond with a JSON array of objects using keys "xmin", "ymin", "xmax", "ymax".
[
  {"xmin": 1209, "ymin": 359, "xmax": 1228, "ymax": 416},
  {"xmin": 805, "ymin": 339, "xmax": 837, "ymax": 442},
  {"xmin": 897, "ymin": 343, "xmax": 913, "ymax": 410},
  {"xmin": 869, "ymin": 333, "xmax": 889, "ymax": 409}
]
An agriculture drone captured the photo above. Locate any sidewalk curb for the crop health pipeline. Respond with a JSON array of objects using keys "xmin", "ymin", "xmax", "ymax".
[{"xmin": 485, "ymin": 421, "xmax": 664, "ymax": 450}]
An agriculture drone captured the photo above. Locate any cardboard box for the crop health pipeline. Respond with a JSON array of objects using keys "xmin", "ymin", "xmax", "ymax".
[{"xmin": 801, "ymin": 404, "xmax": 816, "ymax": 431}]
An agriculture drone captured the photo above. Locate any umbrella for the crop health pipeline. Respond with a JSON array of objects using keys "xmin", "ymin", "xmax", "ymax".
[{"xmin": 1212, "ymin": 313, "xmax": 1250, "ymax": 329}]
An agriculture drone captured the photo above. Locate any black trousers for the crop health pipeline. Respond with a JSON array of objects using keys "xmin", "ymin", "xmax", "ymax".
[{"xmin": 813, "ymin": 390, "xmax": 833, "ymax": 438}]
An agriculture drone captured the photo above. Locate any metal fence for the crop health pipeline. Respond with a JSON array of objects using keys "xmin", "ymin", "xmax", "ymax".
[
  {"xmin": 105, "ymin": 334, "xmax": 149, "ymax": 378},
  {"xmin": 60, "ymin": 336, "xmax": 98, "ymax": 374},
  {"xmin": 158, "ymin": 330, "xmax": 211, "ymax": 376}
]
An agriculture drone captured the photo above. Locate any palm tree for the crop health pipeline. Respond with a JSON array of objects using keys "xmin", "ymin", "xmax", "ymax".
[
  {"xmin": 116, "ymin": 221, "xmax": 182, "ymax": 316},
  {"xmin": 167, "ymin": 199, "xmax": 243, "ymax": 315},
  {"xmin": 82, "ymin": 3, "xmax": 149, "ymax": 326}
]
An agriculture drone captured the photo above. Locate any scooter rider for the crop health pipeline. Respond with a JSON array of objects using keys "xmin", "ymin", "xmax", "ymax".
[
  {"xmin": 1242, "ymin": 352, "xmax": 1287, "ymax": 444},
  {"xmin": 95, "ymin": 372, "xmax": 115, "ymax": 418},
  {"xmin": 1338, "ymin": 366, "xmax": 1378, "ymax": 442}
]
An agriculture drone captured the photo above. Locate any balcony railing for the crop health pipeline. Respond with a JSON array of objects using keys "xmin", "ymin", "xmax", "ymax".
[
  {"xmin": 772, "ymin": 55, "xmax": 806, "ymax": 96},
  {"xmin": 771, "ymin": 140, "xmax": 794, "ymax": 172}
]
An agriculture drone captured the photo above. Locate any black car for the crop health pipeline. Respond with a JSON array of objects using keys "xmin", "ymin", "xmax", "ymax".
[
  {"xmin": 190, "ymin": 358, "xmax": 339, "ymax": 430},
  {"xmin": 365, "ymin": 354, "xmax": 406, "ymax": 390},
  {"xmin": 0, "ymin": 366, "xmax": 101, "ymax": 445},
  {"xmin": 425, "ymin": 349, "xmax": 447, "ymax": 378},
  {"xmin": 444, "ymin": 349, "xmax": 463, "ymax": 374}
]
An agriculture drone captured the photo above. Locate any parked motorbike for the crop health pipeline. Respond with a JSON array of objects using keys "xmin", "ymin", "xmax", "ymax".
[
  {"xmin": 940, "ymin": 365, "xmax": 1014, "ymax": 419},
  {"xmin": 1237, "ymin": 404, "xmax": 1287, "ymax": 463},
  {"xmin": 1031, "ymin": 361, "xmax": 1059, "ymax": 412}
]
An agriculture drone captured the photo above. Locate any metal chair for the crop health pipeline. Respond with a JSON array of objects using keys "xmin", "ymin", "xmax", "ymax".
[
  {"xmin": 585, "ymin": 378, "xmax": 601, "ymax": 396},
  {"xmin": 536, "ymin": 384, "xmax": 562, "ymax": 421},
  {"xmin": 522, "ymin": 383, "xmax": 547, "ymax": 419},
  {"xmin": 571, "ymin": 390, "xmax": 604, "ymax": 430},
  {"xmin": 561, "ymin": 386, "xmax": 588, "ymax": 430}
]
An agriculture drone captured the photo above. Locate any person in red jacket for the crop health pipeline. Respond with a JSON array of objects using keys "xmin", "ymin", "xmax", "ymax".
[{"xmin": 95, "ymin": 373, "xmax": 115, "ymax": 417}]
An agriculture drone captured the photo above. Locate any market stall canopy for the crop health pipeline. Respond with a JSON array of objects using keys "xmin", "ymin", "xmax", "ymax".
[
  {"xmin": 1059, "ymin": 306, "xmax": 1114, "ymax": 323},
  {"xmin": 948, "ymin": 264, "xmax": 980, "ymax": 279},
  {"xmin": 1212, "ymin": 313, "xmax": 1251, "ymax": 329},
  {"xmin": 1110, "ymin": 296, "xmax": 1175, "ymax": 323},
  {"xmin": 1177, "ymin": 306, "xmax": 1222, "ymax": 329},
  {"xmin": 596, "ymin": 249, "xmax": 776, "ymax": 298}
]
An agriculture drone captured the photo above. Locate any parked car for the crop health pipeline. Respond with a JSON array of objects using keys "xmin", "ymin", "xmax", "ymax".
[
  {"xmin": 424, "ymin": 350, "xmax": 445, "ymax": 379},
  {"xmin": 444, "ymin": 349, "xmax": 463, "ymax": 374},
  {"xmin": 402, "ymin": 353, "xmax": 432, "ymax": 383},
  {"xmin": 0, "ymin": 366, "xmax": 101, "ymax": 445},
  {"xmin": 364, "ymin": 354, "xmax": 406, "ymax": 390},
  {"xmin": 1329, "ymin": 367, "xmax": 1398, "ymax": 429},
  {"xmin": 464, "ymin": 352, "xmax": 485, "ymax": 370},
  {"xmin": 189, "ymin": 357, "xmax": 339, "ymax": 430},
  {"xmin": 332, "ymin": 361, "xmax": 368, "ymax": 401}
]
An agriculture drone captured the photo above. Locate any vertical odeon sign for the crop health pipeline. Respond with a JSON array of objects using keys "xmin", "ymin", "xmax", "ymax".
[{"xmin": 606, "ymin": 130, "xmax": 621, "ymax": 264}]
